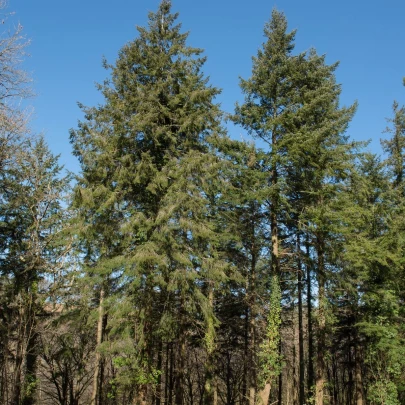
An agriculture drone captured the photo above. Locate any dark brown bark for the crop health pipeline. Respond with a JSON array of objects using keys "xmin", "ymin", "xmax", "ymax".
[
  {"xmin": 0, "ymin": 332, "xmax": 10, "ymax": 404},
  {"xmin": 168, "ymin": 342, "xmax": 174, "ymax": 405},
  {"xmin": 21, "ymin": 329, "xmax": 38, "ymax": 405},
  {"xmin": 174, "ymin": 293, "xmax": 186, "ymax": 405},
  {"xmin": 297, "ymin": 234, "xmax": 305, "ymax": 405},
  {"xmin": 174, "ymin": 336, "xmax": 185, "ymax": 405},
  {"xmin": 91, "ymin": 286, "xmax": 105, "ymax": 405},
  {"xmin": 348, "ymin": 342, "xmax": 354, "ymax": 405},
  {"xmin": 11, "ymin": 303, "xmax": 24, "ymax": 405},
  {"xmin": 242, "ymin": 306, "xmax": 248, "ymax": 405},
  {"xmin": 315, "ymin": 233, "xmax": 326, "ymax": 405},
  {"xmin": 155, "ymin": 339, "xmax": 163, "ymax": 405},
  {"xmin": 249, "ymin": 246, "xmax": 257, "ymax": 405},
  {"xmin": 306, "ymin": 234, "xmax": 315, "ymax": 399},
  {"xmin": 97, "ymin": 313, "xmax": 107, "ymax": 405},
  {"xmin": 165, "ymin": 342, "xmax": 170, "ymax": 405},
  {"xmin": 355, "ymin": 342, "xmax": 364, "ymax": 405}
]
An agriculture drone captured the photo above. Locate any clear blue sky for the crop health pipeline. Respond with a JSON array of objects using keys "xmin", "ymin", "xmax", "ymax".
[{"xmin": 11, "ymin": 0, "xmax": 405, "ymax": 173}]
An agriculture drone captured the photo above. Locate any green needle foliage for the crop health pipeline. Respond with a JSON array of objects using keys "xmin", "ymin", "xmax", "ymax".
[
  {"xmin": 382, "ymin": 101, "xmax": 405, "ymax": 188},
  {"xmin": 70, "ymin": 1, "xmax": 229, "ymax": 401},
  {"xmin": 3, "ymin": 3, "xmax": 405, "ymax": 404},
  {"xmin": 234, "ymin": 8, "xmax": 358, "ymax": 404},
  {"xmin": 0, "ymin": 136, "xmax": 71, "ymax": 405}
]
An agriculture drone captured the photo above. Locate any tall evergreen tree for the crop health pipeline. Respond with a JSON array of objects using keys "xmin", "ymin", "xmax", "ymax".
[
  {"xmin": 336, "ymin": 153, "xmax": 390, "ymax": 405},
  {"xmin": 70, "ymin": 1, "xmax": 228, "ymax": 403},
  {"xmin": 0, "ymin": 136, "xmax": 71, "ymax": 405},
  {"xmin": 233, "ymin": 12, "xmax": 303, "ymax": 402},
  {"xmin": 234, "ymin": 9, "xmax": 356, "ymax": 405},
  {"xmin": 353, "ymin": 90, "xmax": 405, "ymax": 404},
  {"xmin": 214, "ymin": 138, "xmax": 271, "ymax": 405},
  {"xmin": 287, "ymin": 50, "xmax": 357, "ymax": 405},
  {"xmin": 0, "ymin": 4, "xmax": 72, "ymax": 403}
]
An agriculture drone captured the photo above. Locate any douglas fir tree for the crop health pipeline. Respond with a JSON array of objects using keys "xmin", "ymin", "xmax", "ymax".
[{"xmin": 70, "ymin": 1, "xmax": 229, "ymax": 403}]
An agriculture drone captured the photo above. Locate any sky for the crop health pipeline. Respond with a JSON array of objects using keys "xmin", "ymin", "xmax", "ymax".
[{"xmin": 9, "ymin": 0, "xmax": 405, "ymax": 173}]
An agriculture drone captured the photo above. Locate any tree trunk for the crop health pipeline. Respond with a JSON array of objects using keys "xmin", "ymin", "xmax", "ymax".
[
  {"xmin": 213, "ymin": 380, "xmax": 218, "ymax": 405},
  {"xmin": 91, "ymin": 286, "xmax": 105, "ymax": 405},
  {"xmin": 174, "ymin": 337, "xmax": 185, "ymax": 405},
  {"xmin": 315, "ymin": 233, "xmax": 326, "ymax": 405},
  {"xmin": 271, "ymin": 155, "xmax": 281, "ymax": 405},
  {"xmin": 297, "ymin": 234, "xmax": 305, "ymax": 405},
  {"xmin": 278, "ymin": 341, "xmax": 282, "ymax": 405},
  {"xmin": 1, "ymin": 331, "xmax": 10, "ymax": 404},
  {"xmin": 249, "ymin": 386, "xmax": 256, "ymax": 405},
  {"xmin": 226, "ymin": 353, "xmax": 232, "ymax": 405},
  {"xmin": 249, "ymin": 247, "xmax": 257, "ymax": 405},
  {"xmin": 97, "ymin": 312, "xmax": 108, "ymax": 405},
  {"xmin": 243, "ymin": 306, "xmax": 248, "ymax": 405},
  {"xmin": 348, "ymin": 340, "xmax": 354, "ymax": 405},
  {"xmin": 306, "ymin": 233, "xmax": 315, "ymax": 399},
  {"xmin": 204, "ymin": 287, "xmax": 215, "ymax": 405},
  {"xmin": 355, "ymin": 342, "xmax": 364, "ymax": 405},
  {"xmin": 134, "ymin": 384, "xmax": 148, "ymax": 405},
  {"xmin": 168, "ymin": 342, "xmax": 174, "ymax": 405},
  {"xmin": 174, "ymin": 299, "xmax": 186, "ymax": 405},
  {"xmin": 11, "ymin": 300, "xmax": 25, "ymax": 405},
  {"xmin": 165, "ymin": 342, "xmax": 170, "ymax": 405},
  {"xmin": 98, "ymin": 351, "xmax": 105, "ymax": 405},
  {"xmin": 155, "ymin": 339, "xmax": 163, "ymax": 405},
  {"xmin": 22, "ymin": 328, "xmax": 38, "ymax": 405},
  {"xmin": 257, "ymin": 382, "xmax": 271, "ymax": 405}
]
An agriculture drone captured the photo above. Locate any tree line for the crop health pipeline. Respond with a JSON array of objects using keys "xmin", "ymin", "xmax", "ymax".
[{"xmin": 1, "ymin": 1, "xmax": 404, "ymax": 404}]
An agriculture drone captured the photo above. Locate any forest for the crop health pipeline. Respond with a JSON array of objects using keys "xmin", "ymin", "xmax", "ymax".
[{"xmin": 1, "ymin": 1, "xmax": 404, "ymax": 404}]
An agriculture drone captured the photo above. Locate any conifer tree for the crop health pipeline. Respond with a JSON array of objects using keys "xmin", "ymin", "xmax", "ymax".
[
  {"xmin": 234, "ymin": 9, "xmax": 356, "ymax": 405},
  {"xmin": 337, "ymin": 148, "xmax": 405, "ymax": 404},
  {"xmin": 233, "ymin": 12, "xmax": 302, "ymax": 401},
  {"xmin": 287, "ymin": 50, "xmax": 356, "ymax": 405},
  {"xmin": 0, "ymin": 4, "xmax": 72, "ymax": 402},
  {"xmin": 70, "ymin": 1, "xmax": 228, "ymax": 403},
  {"xmin": 0, "ymin": 136, "xmax": 71, "ymax": 405},
  {"xmin": 214, "ymin": 137, "xmax": 271, "ymax": 405},
  {"xmin": 353, "ymin": 91, "xmax": 405, "ymax": 404},
  {"xmin": 234, "ymin": 8, "xmax": 297, "ymax": 282}
]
